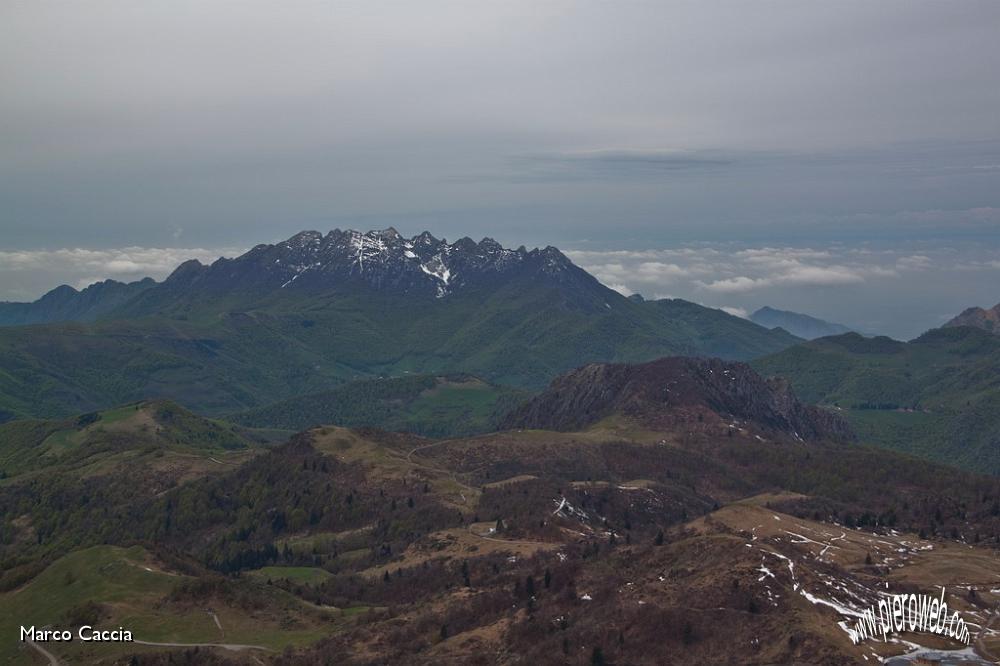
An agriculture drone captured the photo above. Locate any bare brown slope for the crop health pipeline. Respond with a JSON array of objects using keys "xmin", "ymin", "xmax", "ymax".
[{"xmin": 945, "ymin": 302, "xmax": 1000, "ymax": 334}]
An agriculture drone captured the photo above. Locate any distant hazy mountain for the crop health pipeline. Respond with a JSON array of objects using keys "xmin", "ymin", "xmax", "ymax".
[
  {"xmin": 944, "ymin": 302, "xmax": 1000, "ymax": 334},
  {"xmin": 750, "ymin": 306, "xmax": 852, "ymax": 339},
  {"xmin": 0, "ymin": 278, "xmax": 156, "ymax": 326},
  {"xmin": 0, "ymin": 229, "xmax": 800, "ymax": 420}
]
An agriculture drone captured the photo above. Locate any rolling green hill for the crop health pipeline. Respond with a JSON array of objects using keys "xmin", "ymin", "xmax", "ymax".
[
  {"xmin": 752, "ymin": 326, "xmax": 1000, "ymax": 473},
  {"xmin": 0, "ymin": 401, "xmax": 282, "ymax": 596},
  {"xmin": 0, "ymin": 400, "xmax": 259, "ymax": 480},
  {"xmin": 230, "ymin": 374, "xmax": 528, "ymax": 438},
  {"xmin": 0, "ymin": 545, "xmax": 342, "ymax": 665}
]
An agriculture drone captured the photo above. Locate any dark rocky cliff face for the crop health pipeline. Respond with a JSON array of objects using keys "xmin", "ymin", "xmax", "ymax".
[{"xmin": 502, "ymin": 356, "xmax": 854, "ymax": 442}]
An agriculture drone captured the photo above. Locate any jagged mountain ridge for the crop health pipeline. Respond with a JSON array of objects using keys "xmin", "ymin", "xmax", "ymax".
[
  {"xmin": 143, "ymin": 228, "xmax": 583, "ymax": 303},
  {"xmin": 502, "ymin": 356, "xmax": 853, "ymax": 441},
  {"xmin": 0, "ymin": 278, "xmax": 155, "ymax": 326}
]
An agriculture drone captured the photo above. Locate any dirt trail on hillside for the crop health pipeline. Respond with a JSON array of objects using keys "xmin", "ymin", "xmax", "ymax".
[
  {"xmin": 467, "ymin": 524, "xmax": 555, "ymax": 547},
  {"xmin": 132, "ymin": 639, "xmax": 270, "ymax": 652},
  {"xmin": 407, "ymin": 441, "xmax": 572, "ymax": 550},
  {"xmin": 209, "ymin": 609, "xmax": 224, "ymax": 635},
  {"xmin": 26, "ymin": 639, "xmax": 62, "ymax": 666},
  {"xmin": 405, "ymin": 441, "xmax": 478, "ymax": 496}
]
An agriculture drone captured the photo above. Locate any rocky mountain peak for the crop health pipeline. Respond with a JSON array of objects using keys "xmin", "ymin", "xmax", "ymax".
[{"xmin": 161, "ymin": 228, "xmax": 581, "ymax": 299}]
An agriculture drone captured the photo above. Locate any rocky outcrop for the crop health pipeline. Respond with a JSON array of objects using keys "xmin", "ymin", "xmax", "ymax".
[
  {"xmin": 944, "ymin": 303, "xmax": 1000, "ymax": 335},
  {"xmin": 502, "ymin": 356, "xmax": 854, "ymax": 442}
]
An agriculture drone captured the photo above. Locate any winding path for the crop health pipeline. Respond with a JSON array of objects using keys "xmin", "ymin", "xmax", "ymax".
[
  {"xmin": 466, "ymin": 524, "xmax": 555, "ymax": 548},
  {"xmin": 26, "ymin": 639, "xmax": 62, "ymax": 666},
  {"xmin": 407, "ymin": 441, "xmax": 556, "ymax": 549},
  {"xmin": 26, "ymin": 637, "xmax": 269, "ymax": 663},
  {"xmin": 132, "ymin": 639, "xmax": 271, "ymax": 652},
  {"xmin": 404, "ymin": 440, "xmax": 479, "ymax": 498},
  {"xmin": 405, "ymin": 441, "xmax": 443, "ymax": 465}
]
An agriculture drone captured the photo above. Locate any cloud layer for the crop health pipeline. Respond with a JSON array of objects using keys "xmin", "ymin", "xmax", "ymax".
[
  {"xmin": 1, "ymin": 3, "xmax": 998, "ymax": 248},
  {"xmin": 566, "ymin": 242, "xmax": 1000, "ymax": 338},
  {"xmin": 0, "ymin": 246, "xmax": 243, "ymax": 300},
  {"xmin": 1, "ymin": 3, "xmax": 998, "ymax": 339},
  {"xmin": 0, "ymin": 247, "xmax": 241, "ymax": 275},
  {"xmin": 2, "ymin": 238, "xmax": 998, "ymax": 340}
]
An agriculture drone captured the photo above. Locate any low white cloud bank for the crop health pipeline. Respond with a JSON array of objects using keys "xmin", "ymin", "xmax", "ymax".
[
  {"xmin": 565, "ymin": 242, "xmax": 1000, "ymax": 339},
  {"xmin": 0, "ymin": 246, "xmax": 244, "ymax": 300},
  {"xmin": 0, "ymin": 247, "xmax": 243, "ymax": 275},
  {"xmin": 719, "ymin": 306, "xmax": 748, "ymax": 318},
  {"xmin": 3, "ymin": 240, "xmax": 999, "ymax": 341},
  {"xmin": 697, "ymin": 264, "xmax": 866, "ymax": 293},
  {"xmin": 566, "ymin": 245, "xmax": 919, "ymax": 297}
]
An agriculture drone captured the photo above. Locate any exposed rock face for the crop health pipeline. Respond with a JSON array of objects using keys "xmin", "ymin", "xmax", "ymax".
[
  {"xmin": 502, "ymin": 356, "xmax": 854, "ymax": 442},
  {"xmin": 944, "ymin": 303, "xmax": 1000, "ymax": 335},
  {"xmin": 158, "ymin": 228, "xmax": 581, "ymax": 299}
]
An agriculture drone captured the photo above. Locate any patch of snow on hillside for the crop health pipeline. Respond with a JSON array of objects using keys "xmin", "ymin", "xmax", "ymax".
[{"xmin": 799, "ymin": 588, "xmax": 864, "ymax": 618}]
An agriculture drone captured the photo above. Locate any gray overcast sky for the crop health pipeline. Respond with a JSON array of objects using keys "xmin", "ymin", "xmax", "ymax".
[{"xmin": 1, "ymin": 1, "xmax": 999, "ymax": 337}]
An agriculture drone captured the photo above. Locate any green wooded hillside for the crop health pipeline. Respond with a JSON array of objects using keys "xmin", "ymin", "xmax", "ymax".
[
  {"xmin": 230, "ymin": 374, "xmax": 527, "ymax": 438},
  {"xmin": 0, "ymin": 284, "xmax": 798, "ymax": 420},
  {"xmin": 753, "ymin": 327, "xmax": 1000, "ymax": 473}
]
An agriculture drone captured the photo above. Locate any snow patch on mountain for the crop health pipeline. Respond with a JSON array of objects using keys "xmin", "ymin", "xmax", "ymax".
[{"xmin": 419, "ymin": 254, "xmax": 453, "ymax": 298}]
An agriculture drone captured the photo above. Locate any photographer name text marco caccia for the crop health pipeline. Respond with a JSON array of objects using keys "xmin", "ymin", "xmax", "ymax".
[{"xmin": 21, "ymin": 625, "xmax": 133, "ymax": 643}]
